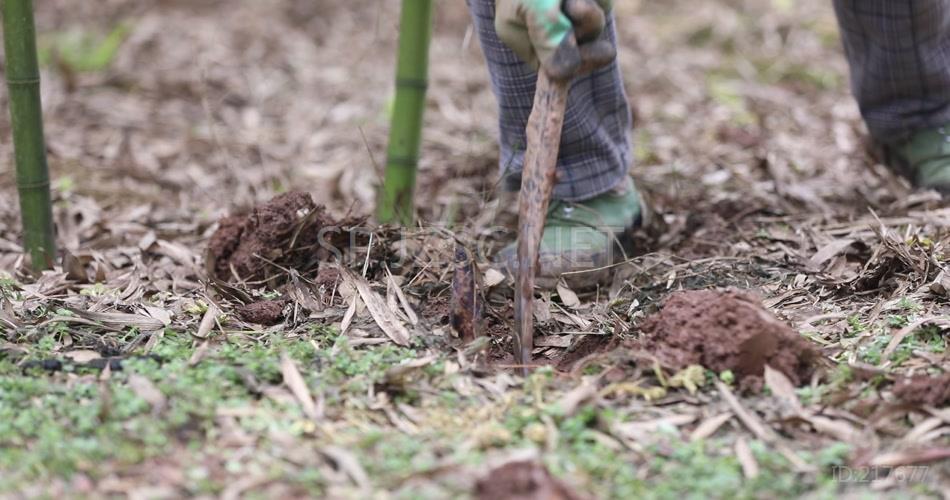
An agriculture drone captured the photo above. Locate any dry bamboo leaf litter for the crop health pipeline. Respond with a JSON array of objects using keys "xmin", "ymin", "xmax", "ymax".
[
  {"xmin": 0, "ymin": 0, "xmax": 947, "ymax": 496},
  {"xmin": 341, "ymin": 268, "xmax": 411, "ymax": 347}
]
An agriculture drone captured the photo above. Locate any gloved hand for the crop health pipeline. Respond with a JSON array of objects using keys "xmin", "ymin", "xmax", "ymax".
[{"xmin": 495, "ymin": 0, "xmax": 616, "ymax": 80}]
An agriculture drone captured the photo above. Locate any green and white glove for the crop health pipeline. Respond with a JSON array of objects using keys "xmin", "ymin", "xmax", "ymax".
[{"xmin": 495, "ymin": 0, "xmax": 615, "ymax": 80}]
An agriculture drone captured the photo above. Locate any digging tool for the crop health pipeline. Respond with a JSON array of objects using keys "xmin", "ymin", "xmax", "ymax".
[
  {"xmin": 512, "ymin": 0, "xmax": 616, "ymax": 371},
  {"xmin": 513, "ymin": 71, "xmax": 570, "ymax": 371}
]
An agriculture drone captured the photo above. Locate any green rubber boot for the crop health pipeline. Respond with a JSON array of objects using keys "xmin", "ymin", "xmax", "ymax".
[
  {"xmin": 879, "ymin": 126, "xmax": 950, "ymax": 196},
  {"xmin": 496, "ymin": 177, "xmax": 645, "ymax": 290}
]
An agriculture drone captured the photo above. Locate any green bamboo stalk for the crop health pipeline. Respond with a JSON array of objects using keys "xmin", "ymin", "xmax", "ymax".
[
  {"xmin": 2, "ymin": 0, "xmax": 55, "ymax": 270},
  {"xmin": 378, "ymin": 0, "xmax": 433, "ymax": 226}
]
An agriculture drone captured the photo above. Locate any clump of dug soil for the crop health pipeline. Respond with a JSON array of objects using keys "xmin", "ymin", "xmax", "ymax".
[
  {"xmin": 207, "ymin": 191, "xmax": 359, "ymax": 283},
  {"xmin": 893, "ymin": 373, "xmax": 950, "ymax": 406},
  {"xmin": 474, "ymin": 460, "xmax": 587, "ymax": 500},
  {"xmin": 637, "ymin": 289, "xmax": 818, "ymax": 389},
  {"xmin": 235, "ymin": 300, "xmax": 288, "ymax": 326}
]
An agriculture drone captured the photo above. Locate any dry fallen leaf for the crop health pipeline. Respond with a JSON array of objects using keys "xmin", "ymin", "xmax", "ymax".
[
  {"xmin": 155, "ymin": 239, "xmax": 199, "ymax": 268},
  {"xmin": 0, "ymin": 301, "xmax": 20, "ymax": 330},
  {"xmin": 717, "ymin": 381, "xmax": 815, "ymax": 472},
  {"xmin": 386, "ymin": 268, "xmax": 419, "ymax": 326},
  {"xmin": 883, "ymin": 317, "xmax": 950, "ymax": 360},
  {"xmin": 382, "ymin": 355, "xmax": 438, "ymax": 389},
  {"xmin": 764, "ymin": 365, "xmax": 803, "ymax": 415},
  {"xmin": 70, "ymin": 309, "xmax": 165, "ymax": 331},
  {"xmin": 616, "ymin": 414, "xmax": 697, "ymax": 441},
  {"xmin": 143, "ymin": 330, "xmax": 164, "ymax": 354},
  {"xmin": 904, "ymin": 417, "xmax": 944, "ymax": 444},
  {"xmin": 866, "ymin": 447, "xmax": 950, "ymax": 468},
  {"xmin": 483, "ymin": 268, "xmax": 506, "ymax": 288},
  {"xmin": 555, "ymin": 376, "xmax": 599, "ymax": 417},
  {"xmin": 556, "ymin": 280, "xmax": 581, "ymax": 308},
  {"xmin": 341, "ymin": 268, "xmax": 411, "ymax": 346},
  {"xmin": 189, "ymin": 340, "xmax": 211, "ymax": 366},
  {"xmin": 716, "ymin": 380, "xmax": 777, "ymax": 443},
  {"xmin": 98, "ymin": 360, "xmax": 112, "ymax": 382},
  {"xmin": 534, "ymin": 294, "xmax": 554, "ymax": 323},
  {"xmin": 340, "ymin": 294, "xmax": 358, "ymax": 334},
  {"xmin": 535, "ymin": 335, "xmax": 573, "ymax": 348},
  {"xmin": 321, "ymin": 446, "xmax": 370, "ymax": 490},
  {"xmin": 194, "ymin": 304, "xmax": 218, "ymax": 339},
  {"xmin": 735, "ymin": 437, "xmax": 760, "ymax": 479},
  {"xmin": 143, "ymin": 306, "xmax": 173, "ymax": 327},
  {"xmin": 807, "ymin": 415, "xmax": 863, "ymax": 443},
  {"xmin": 127, "ymin": 374, "xmax": 166, "ymax": 413},
  {"xmin": 807, "ymin": 238, "xmax": 856, "ymax": 272},
  {"xmin": 63, "ymin": 349, "xmax": 102, "ymax": 363},
  {"xmin": 280, "ymin": 351, "xmax": 319, "ymax": 420},
  {"xmin": 767, "ymin": 366, "xmax": 862, "ymax": 443},
  {"xmin": 690, "ymin": 412, "xmax": 734, "ymax": 441}
]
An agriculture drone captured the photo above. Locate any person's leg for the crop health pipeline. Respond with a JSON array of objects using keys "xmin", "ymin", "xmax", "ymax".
[
  {"xmin": 833, "ymin": 0, "xmax": 950, "ymax": 192},
  {"xmin": 834, "ymin": 0, "xmax": 950, "ymax": 142},
  {"xmin": 467, "ymin": 0, "xmax": 632, "ymax": 202},
  {"xmin": 467, "ymin": 0, "xmax": 641, "ymax": 288}
]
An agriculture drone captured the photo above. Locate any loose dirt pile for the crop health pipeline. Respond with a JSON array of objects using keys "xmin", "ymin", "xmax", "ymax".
[
  {"xmin": 474, "ymin": 460, "xmax": 587, "ymax": 500},
  {"xmin": 893, "ymin": 373, "xmax": 950, "ymax": 406},
  {"xmin": 235, "ymin": 300, "xmax": 288, "ymax": 326},
  {"xmin": 638, "ymin": 289, "xmax": 818, "ymax": 389},
  {"xmin": 207, "ymin": 192, "xmax": 357, "ymax": 284}
]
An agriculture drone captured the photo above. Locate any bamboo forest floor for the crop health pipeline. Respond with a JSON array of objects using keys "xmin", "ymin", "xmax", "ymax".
[{"xmin": 1, "ymin": 0, "xmax": 949, "ymax": 498}]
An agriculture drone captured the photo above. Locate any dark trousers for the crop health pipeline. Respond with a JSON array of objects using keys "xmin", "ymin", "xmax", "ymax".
[{"xmin": 468, "ymin": 0, "xmax": 950, "ymax": 200}]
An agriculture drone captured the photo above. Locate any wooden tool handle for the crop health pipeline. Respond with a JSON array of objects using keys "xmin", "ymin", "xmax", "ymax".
[{"xmin": 514, "ymin": 72, "xmax": 571, "ymax": 372}]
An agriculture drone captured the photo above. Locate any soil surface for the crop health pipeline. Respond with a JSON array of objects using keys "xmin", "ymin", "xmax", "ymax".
[
  {"xmin": 556, "ymin": 333, "xmax": 620, "ymax": 373},
  {"xmin": 637, "ymin": 289, "xmax": 818, "ymax": 388},
  {"xmin": 474, "ymin": 460, "xmax": 587, "ymax": 500},
  {"xmin": 893, "ymin": 373, "xmax": 950, "ymax": 407}
]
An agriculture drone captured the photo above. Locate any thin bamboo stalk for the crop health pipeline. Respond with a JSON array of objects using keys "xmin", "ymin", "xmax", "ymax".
[
  {"xmin": 2, "ymin": 0, "xmax": 56, "ymax": 270},
  {"xmin": 378, "ymin": 0, "xmax": 433, "ymax": 226}
]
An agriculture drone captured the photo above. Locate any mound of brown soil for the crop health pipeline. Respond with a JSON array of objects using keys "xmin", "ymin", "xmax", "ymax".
[
  {"xmin": 638, "ymin": 289, "xmax": 818, "ymax": 388},
  {"xmin": 236, "ymin": 300, "xmax": 288, "ymax": 325},
  {"xmin": 474, "ymin": 460, "xmax": 587, "ymax": 500},
  {"xmin": 207, "ymin": 192, "xmax": 356, "ymax": 283},
  {"xmin": 893, "ymin": 373, "xmax": 950, "ymax": 406}
]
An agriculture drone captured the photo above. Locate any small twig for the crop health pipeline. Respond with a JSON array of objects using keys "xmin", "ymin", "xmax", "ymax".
[{"xmin": 362, "ymin": 232, "xmax": 374, "ymax": 277}]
